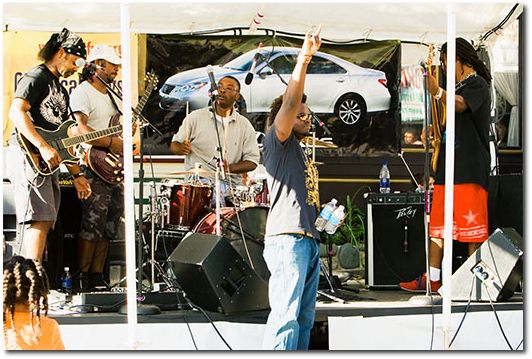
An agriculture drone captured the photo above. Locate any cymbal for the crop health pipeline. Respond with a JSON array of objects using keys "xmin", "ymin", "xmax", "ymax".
[
  {"xmin": 164, "ymin": 168, "xmax": 215, "ymax": 176},
  {"xmin": 301, "ymin": 137, "xmax": 338, "ymax": 149}
]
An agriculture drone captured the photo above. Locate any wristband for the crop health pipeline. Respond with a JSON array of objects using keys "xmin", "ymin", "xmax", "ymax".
[
  {"xmin": 434, "ymin": 87, "xmax": 444, "ymax": 100},
  {"xmin": 72, "ymin": 172, "xmax": 85, "ymax": 179}
]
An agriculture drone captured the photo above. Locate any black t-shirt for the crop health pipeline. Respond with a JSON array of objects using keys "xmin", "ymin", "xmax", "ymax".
[
  {"xmin": 434, "ymin": 75, "xmax": 491, "ymax": 190},
  {"xmin": 14, "ymin": 64, "xmax": 71, "ymax": 131}
]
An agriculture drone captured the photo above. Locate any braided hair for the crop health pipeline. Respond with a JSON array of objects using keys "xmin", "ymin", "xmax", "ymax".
[
  {"xmin": 3, "ymin": 256, "xmax": 50, "ymax": 347},
  {"xmin": 440, "ymin": 37, "xmax": 492, "ymax": 85}
]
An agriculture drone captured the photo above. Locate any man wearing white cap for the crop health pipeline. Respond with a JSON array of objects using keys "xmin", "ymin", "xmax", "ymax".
[{"xmin": 70, "ymin": 44, "xmax": 124, "ymax": 292}]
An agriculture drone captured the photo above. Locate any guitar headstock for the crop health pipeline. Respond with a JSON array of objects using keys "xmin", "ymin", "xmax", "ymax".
[
  {"xmin": 427, "ymin": 44, "xmax": 435, "ymax": 68},
  {"xmin": 144, "ymin": 71, "xmax": 159, "ymax": 93}
]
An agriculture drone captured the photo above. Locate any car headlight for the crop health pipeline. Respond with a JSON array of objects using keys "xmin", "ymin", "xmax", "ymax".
[{"xmin": 177, "ymin": 81, "xmax": 209, "ymax": 93}]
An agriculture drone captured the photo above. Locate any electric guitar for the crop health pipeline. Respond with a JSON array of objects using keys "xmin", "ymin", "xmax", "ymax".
[
  {"xmin": 17, "ymin": 121, "xmax": 123, "ymax": 176},
  {"xmin": 427, "ymin": 44, "xmax": 446, "ymax": 173},
  {"xmin": 86, "ymin": 72, "xmax": 158, "ymax": 185}
]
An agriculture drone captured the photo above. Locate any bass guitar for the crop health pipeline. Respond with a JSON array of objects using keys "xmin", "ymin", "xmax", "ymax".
[
  {"xmin": 427, "ymin": 44, "xmax": 446, "ymax": 173},
  {"xmin": 86, "ymin": 72, "xmax": 158, "ymax": 185}
]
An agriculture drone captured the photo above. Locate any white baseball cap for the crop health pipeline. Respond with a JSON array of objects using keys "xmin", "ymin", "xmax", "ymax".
[{"xmin": 87, "ymin": 44, "xmax": 122, "ymax": 65}]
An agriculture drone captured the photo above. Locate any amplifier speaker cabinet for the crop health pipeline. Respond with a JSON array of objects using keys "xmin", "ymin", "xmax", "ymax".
[{"xmin": 365, "ymin": 192, "xmax": 426, "ymax": 288}]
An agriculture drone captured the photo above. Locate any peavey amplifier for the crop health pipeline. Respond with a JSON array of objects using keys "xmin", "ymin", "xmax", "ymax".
[{"xmin": 365, "ymin": 192, "xmax": 427, "ymax": 288}]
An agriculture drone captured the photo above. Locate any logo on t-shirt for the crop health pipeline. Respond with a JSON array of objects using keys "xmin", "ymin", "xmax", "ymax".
[{"xmin": 39, "ymin": 82, "xmax": 67, "ymax": 125}]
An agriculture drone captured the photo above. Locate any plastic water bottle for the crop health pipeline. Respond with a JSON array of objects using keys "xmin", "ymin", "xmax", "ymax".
[
  {"xmin": 315, "ymin": 198, "xmax": 338, "ymax": 232},
  {"xmin": 324, "ymin": 205, "xmax": 345, "ymax": 234},
  {"xmin": 61, "ymin": 267, "xmax": 73, "ymax": 297},
  {"xmin": 379, "ymin": 161, "xmax": 391, "ymax": 194}
]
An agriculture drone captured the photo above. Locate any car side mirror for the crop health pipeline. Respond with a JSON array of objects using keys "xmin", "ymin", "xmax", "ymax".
[{"xmin": 259, "ymin": 70, "xmax": 272, "ymax": 79}]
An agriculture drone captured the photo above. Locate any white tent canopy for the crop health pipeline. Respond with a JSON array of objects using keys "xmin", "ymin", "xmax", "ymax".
[{"xmin": 4, "ymin": 2, "xmax": 521, "ymax": 45}]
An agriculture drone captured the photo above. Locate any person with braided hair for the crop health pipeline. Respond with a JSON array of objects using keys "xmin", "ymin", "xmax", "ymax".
[
  {"xmin": 400, "ymin": 38, "xmax": 492, "ymax": 293},
  {"xmin": 3, "ymin": 256, "xmax": 65, "ymax": 350}
]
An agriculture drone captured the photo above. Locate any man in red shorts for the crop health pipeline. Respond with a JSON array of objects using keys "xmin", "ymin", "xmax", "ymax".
[{"xmin": 400, "ymin": 38, "xmax": 492, "ymax": 292}]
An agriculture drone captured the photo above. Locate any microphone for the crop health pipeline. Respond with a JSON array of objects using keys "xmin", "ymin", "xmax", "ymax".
[
  {"xmin": 75, "ymin": 58, "xmax": 101, "ymax": 74},
  {"xmin": 244, "ymin": 43, "xmax": 264, "ymax": 85},
  {"xmin": 206, "ymin": 65, "xmax": 218, "ymax": 97}
]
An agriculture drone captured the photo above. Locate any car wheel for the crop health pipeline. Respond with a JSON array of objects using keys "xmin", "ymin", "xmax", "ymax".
[{"xmin": 335, "ymin": 94, "xmax": 367, "ymax": 125}]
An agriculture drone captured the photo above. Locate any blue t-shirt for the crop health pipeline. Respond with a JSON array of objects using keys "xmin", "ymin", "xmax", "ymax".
[{"xmin": 263, "ymin": 128, "xmax": 320, "ymax": 239}]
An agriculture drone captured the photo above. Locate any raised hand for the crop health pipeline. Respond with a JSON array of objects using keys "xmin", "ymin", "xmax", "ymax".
[{"xmin": 300, "ymin": 24, "xmax": 322, "ymax": 58}]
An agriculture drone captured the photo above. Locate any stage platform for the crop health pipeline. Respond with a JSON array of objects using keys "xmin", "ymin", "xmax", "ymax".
[{"xmin": 48, "ymin": 285, "xmax": 524, "ymax": 350}]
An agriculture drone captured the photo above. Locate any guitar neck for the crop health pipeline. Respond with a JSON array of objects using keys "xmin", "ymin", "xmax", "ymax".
[{"xmin": 62, "ymin": 125, "xmax": 122, "ymax": 148}]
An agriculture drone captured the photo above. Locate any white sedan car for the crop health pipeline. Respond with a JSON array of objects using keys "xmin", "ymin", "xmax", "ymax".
[{"xmin": 159, "ymin": 47, "xmax": 391, "ymax": 125}]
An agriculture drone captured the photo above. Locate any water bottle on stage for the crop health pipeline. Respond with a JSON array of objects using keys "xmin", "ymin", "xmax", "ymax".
[{"xmin": 379, "ymin": 161, "xmax": 391, "ymax": 194}]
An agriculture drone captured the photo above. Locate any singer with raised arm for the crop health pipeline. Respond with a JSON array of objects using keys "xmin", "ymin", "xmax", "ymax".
[
  {"xmin": 169, "ymin": 75, "xmax": 260, "ymax": 203},
  {"xmin": 70, "ymin": 44, "xmax": 124, "ymax": 292},
  {"xmin": 261, "ymin": 25, "xmax": 322, "ymax": 351},
  {"xmin": 5, "ymin": 28, "xmax": 91, "ymax": 262}
]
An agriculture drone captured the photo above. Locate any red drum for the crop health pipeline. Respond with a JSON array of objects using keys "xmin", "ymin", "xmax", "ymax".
[
  {"xmin": 193, "ymin": 206, "xmax": 270, "ymax": 281},
  {"xmin": 169, "ymin": 183, "xmax": 212, "ymax": 230}
]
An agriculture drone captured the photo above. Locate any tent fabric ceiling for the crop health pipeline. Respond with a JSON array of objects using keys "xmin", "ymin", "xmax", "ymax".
[{"xmin": 3, "ymin": 2, "xmax": 521, "ymax": 44}]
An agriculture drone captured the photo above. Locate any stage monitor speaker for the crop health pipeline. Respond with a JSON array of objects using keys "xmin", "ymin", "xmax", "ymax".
[
  {"xmin": 365, "ymin": 192, "xmax": 426, "ymax": 288},
  {"xmin": 168, "ymin": 232, "xmax": 269, "ymax": 314},
  {"xmin": 439, "ymin": 228, "xmax": 523, "ymax": 302}
]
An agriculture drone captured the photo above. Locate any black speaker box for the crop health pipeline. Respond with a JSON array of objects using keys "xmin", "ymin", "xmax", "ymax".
[
  {"xmin": 168, "ymin": 233, "xmax": 269, "ymax": 314},
  {"xmin": 488, "ymin": 174, "xmax": 523, "ymax": 236},
  {"xmin": 439, "ymin": 227, "xmax": 523, "ymax": 302},
  {"xmin": 365, "ymin": 192, "xmax": 426, "ymax": 287}
]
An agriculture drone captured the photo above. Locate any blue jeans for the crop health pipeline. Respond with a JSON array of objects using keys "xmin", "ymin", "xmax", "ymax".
[{"xmin": 262, "ymin": 233, "xmax": 321, "ymax": 350}]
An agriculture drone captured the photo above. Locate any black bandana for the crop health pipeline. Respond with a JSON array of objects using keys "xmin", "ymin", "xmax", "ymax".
[{"xmin": 56, "ymin": 28, "xmax": 86, "ymax": 59}]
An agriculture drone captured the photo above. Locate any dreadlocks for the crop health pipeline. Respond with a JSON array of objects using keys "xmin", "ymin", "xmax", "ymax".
[
  {"xmin": 441, "ymin": 37, "xmax": 492, "ymax": 85},
  {"xmin": 3, "ymin": 256, "xmax": 50, "ymax": 348}
]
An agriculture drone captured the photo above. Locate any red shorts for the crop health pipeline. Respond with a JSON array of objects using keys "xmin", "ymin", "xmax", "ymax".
[{"xmin": 429, "ymin": 184, "xmax": 489, "ymax": 243}]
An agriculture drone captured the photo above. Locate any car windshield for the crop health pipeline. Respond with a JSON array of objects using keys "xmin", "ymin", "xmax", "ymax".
[{"xmin": 224, "ymin": 51, "xmax": 256, "ymax": 71}]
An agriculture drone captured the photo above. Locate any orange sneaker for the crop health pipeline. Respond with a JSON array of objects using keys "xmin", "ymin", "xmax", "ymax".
[{"xmin": 399, "ymin": 273, "xmax": 442, "ymax": 293}]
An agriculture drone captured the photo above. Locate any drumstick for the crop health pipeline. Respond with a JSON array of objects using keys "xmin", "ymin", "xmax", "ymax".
[{"xmin": 184, "ymin": 120, "xmax": 190, "ymax": 143}]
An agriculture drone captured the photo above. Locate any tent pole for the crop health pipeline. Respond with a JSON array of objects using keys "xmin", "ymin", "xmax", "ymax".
[
  {"xmin": 442, "ymin": 3, "xmax": 456, "ymax": 350},
  {"xmin": 120, "ymin": 2, "xmax": 139, "ymax": 349}
]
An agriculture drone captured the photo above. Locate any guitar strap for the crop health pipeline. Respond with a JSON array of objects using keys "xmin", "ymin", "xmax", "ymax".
[{"xmin": 107, "ymin": 91, "xmax": 123, "ymax": 116}]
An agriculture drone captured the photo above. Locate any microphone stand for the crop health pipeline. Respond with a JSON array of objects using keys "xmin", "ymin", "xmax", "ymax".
[
  {"xmin": 94, "ymin": 73, "xmax": 161, "ymax": 314},
  {"xmin": 255, "ymin": 53, "xmax": 331, "ymax": 136},
  {"xmin": 206, "ymin": 83, "xmax": 225, "ymax": 236}
]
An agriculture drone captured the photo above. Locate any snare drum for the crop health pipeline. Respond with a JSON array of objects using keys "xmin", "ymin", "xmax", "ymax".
[
  {"xmin": 193, "ymin": 206, "xmax": 270, "ymax": 281},
  {"xmin": 169, "ymin": 183, "xmax": 212, "ymax": 230}
]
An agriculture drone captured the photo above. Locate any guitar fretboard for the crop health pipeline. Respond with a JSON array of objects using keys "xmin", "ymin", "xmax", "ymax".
[{"xmin": 62, "ymin": 125, "xmax": 122, "ymax": 148}]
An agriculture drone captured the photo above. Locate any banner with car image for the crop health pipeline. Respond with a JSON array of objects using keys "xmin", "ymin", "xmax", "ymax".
[{"xmin": 142, "ymin": 34, "xmax": 401, "ymax": 157}]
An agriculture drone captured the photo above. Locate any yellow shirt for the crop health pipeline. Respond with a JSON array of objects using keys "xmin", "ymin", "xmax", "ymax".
[{"xmin": 4, "ymin": 310, "xmax": 65, "ymax": 350}]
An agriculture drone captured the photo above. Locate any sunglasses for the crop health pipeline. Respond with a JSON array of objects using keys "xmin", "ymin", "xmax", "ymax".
[{"xmin": 296, "ymin": 113, "xmax": 312, "ymax": 122}]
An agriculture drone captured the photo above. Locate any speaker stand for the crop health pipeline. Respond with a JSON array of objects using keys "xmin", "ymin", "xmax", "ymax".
[{"xmin": 318, "ymin": 259, "xmax": 363, "ymax": 303}]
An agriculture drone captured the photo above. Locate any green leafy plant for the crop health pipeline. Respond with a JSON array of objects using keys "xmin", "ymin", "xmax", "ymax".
[{"xmin": 321, "ymin": 194, "xmax": 365, "ymax": 251}]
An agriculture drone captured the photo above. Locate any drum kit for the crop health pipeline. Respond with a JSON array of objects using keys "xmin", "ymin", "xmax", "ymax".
[{"xmin": 141, "ymin": 134, "xmax": 337, "ymax": 286}]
